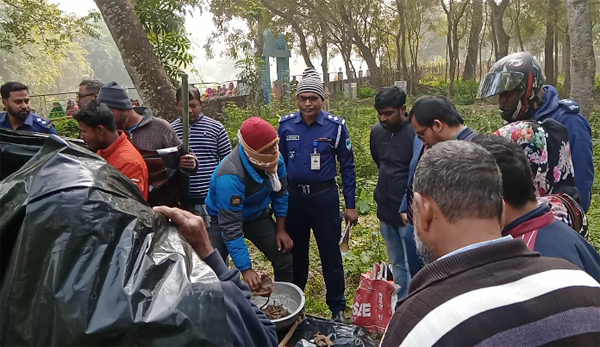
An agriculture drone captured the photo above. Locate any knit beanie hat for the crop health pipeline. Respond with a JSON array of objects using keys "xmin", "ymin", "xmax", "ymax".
[
  {"xmin": 240, "ymin": 117, "xmax": 278, "ymax": 152},
  {"xmin": 297, "ymin": 67, "xmax": 324, "ymax": 100},
  {"xmin": 98, "ymin": 82, "xmax": 133, "ymax": 110}
]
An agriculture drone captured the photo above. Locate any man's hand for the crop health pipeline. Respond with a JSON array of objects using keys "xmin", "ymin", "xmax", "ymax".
[
  {"xmin": 241, "ymin": 269, "xmax": 262, "ymax": 291},
  {"xmin": 153, "ymin": 206, "xmax": 214, "ymax": 259},
  {"xmin": 400, "ymin": 212, "xmax": 408, "ymax": 226},
  {"xmin": 276, "ymin": 231, "xmax": 294, "ymax": 253},
  {"xmin": 179, "ymin": 154, "xmax": 196, "ymax": 170},
  {"xmin": 344, "ymin": 208, "xmax": 359, "ymax": 226}
]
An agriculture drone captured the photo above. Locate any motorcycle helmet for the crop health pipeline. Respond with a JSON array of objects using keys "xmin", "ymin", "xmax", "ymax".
[{"xmin": 477, "ymin": 51, "xmax": 546, "ymax": 122}]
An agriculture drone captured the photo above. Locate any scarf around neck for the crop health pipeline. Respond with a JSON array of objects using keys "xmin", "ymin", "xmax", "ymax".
[{"xmin": 237, "ymin": 130, "xmax": 282, "ymax": 192}]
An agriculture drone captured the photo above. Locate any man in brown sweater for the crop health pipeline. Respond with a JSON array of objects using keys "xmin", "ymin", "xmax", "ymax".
[
  {"xmin": 381, "ymin": 140, "xmax": 600, "ymax": 347},
  {"xmin": 97, "ymin": 82, "xmax": 197, "ymax": 171}
]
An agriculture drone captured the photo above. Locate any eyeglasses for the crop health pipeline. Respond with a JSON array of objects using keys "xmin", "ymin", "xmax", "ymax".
[
  {"xmin": 76, "ymin": 93, "xmax": 97, "ymax": 99},
  {"xmin": 297, "ymin": 95, "xmax": 320, "ymax": 103},
  {"xmin": 415, "ymin": 126, "xmax": 430, "ymax": 141}
]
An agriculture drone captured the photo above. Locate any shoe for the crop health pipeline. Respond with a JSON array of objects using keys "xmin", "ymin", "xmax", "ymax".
[{"xmin": 332, "ymin": 311, "xmax": 346, "ymax": 323}]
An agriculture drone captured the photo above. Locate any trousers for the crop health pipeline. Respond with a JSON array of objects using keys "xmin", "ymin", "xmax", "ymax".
[
  {"xmin": 208, "ymin": 212, "xmax": 293, "ymax": 283},
  {"xmin": 404, "ymin": 223, "xmax": 425, "ymax": 278},
  {"xmin": 286, "ymin": 187, "xmax": 346, "ymax": 314},
  {"xmin": 379, "ymin": 221, "xmax": 410, "ymax": 299}
]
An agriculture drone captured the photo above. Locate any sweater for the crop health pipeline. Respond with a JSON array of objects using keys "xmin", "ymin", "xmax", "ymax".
[
  {"xmin": 98, "ymin": 131, "xmax": 148, "ymax": 199},
  {"xmin": 381, "ymin": 239, "xmax": 600, "ymax": 347},
  {"xmin": 203, "ymin": 250, "xmax": 278, "ymax": 347},
  {"xmin": 370, "ymin": 119, "xmax": 414, "ymax": 226},
  {"xmin": 503, "ymin": 203, "xmax": 600, "ymax": 282},
  {"xmin": 171, "ymin": 115, "xmax": 231, "ymax": 200},
  {"xmin": 129, "ymin": 107, "xmax": 182, "ymax": 151}
]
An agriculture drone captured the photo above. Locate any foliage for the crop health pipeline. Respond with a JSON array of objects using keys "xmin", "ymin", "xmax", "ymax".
[
  {"xmin": 132, "ymin": 0, "xmax": 200, "ymax": 85},
  {"xmin": 53, "ymin": 118, "xmax": 80, "ymax": 139},
  {"xmin": 235, "ymin": 55, "xmax": 265, "ymax": 105},
  {"xmin": 357, "ymin": 87, "xmax": 377, "ymax": 100},
  {"xmin": 0, "ymin": 0, "xmax": 100, "ymax": 56}
]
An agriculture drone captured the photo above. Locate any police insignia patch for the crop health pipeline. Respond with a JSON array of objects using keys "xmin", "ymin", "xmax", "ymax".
[
  {"xmin": 231, "ymin": 196, "xmax": 242, "ymax": 206},
  {"xmin": 345, "ymin": 138, "xmax": 352, "ymax": 150}
]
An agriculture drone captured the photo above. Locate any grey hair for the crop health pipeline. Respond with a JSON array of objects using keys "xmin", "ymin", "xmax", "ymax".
[
  {"xmin": 413, "ymin": 140, "xmax": 503, "ymax": 223},
  {"xmin": 79, "ymin": 79, "xmax": 104, "ymax": 94}
]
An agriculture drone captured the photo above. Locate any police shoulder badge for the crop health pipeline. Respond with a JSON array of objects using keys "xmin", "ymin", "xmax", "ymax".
[
  {"xmin": 345, "ymin": 138, "xmax": 352, "ymax": 150},
  {"xmin": 230, "ymin": 196, "xmax": 242, "ymax": 206}
]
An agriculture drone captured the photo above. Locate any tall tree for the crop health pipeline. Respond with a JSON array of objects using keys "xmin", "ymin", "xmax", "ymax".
[
  {"xmin": 487, "ymin": 0, "xmax": 510, "ymax": 60},
  {"xmin": 544, "ymin": 0, "xmax": 559, "ymax": 85},
  {"xmin": 561, "ymin": 12, "xmax": 571, "ymax": 98},
  {"xmin": 395, "ymin": 0, "xmax": 410, "ymax": 83},
  {"xmin": 94, "ymin": 0, "xmax": 178, "ymax": 121},
  {"xmin": 463, "ymin": 0, "xmax": 483, "ymax": 80},
  {"xmin": 566, "ymin": 0, "xmax": 596, "ymax": 118},
  {"xmin": 442, "ymin": 0, "xmax": 470, "ymax": 97}
]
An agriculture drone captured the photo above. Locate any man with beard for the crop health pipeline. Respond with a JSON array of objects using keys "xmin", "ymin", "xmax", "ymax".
[
  {"xmin": 0, "ymin": 82, "xmax": 58, "ymax": 135},
  {"xmin": 381, "ymin": 141, "xmax": 600, "ymax": 347},
  {"xmin": 74, "ymin": 100, "xmax": 148, "ymax": 199},
  {"xmin": 370, "ymin": 86, "xmax": 415, "ymax": 299}
]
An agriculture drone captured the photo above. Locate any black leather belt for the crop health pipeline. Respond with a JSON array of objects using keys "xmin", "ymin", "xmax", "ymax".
[{"xmin": 289, "ymin": 180, "xmax": 336, "ymax": 194}]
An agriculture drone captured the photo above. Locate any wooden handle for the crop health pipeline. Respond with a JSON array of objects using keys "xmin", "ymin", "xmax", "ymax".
[{"xmin": 279, "ymin": 315, "xmax": 304, "ymax": 347}]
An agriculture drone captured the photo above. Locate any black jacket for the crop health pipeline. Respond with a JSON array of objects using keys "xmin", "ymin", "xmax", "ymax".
[{"xmin": 370, "ymin": 119, "xmax": 415, "ymax": 226}]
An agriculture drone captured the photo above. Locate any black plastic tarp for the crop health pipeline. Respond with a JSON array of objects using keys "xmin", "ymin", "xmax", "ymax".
[
  {"xmin": 290, "ymin": 316, "xmax": 378, "ymax": 347},
  {"xmin": 0, "ymin": 130, "xmax": 231, "ymax": 346}
]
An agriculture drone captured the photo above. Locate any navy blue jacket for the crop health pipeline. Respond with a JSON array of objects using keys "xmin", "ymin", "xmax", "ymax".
[
  {"xmin": 278, "ymin": 111, "xmax": 356, "ymax": 208},
  {"xmin": 503, "ymin": 204, "xmax": 600, "ymax": 282},
  {"xmin": 531, "ymin": 86, "xmax": 594, "ymax": 211},
  {"xmin": 0, "ymin": 112, "xmax": 58, "ymax": 135},
  {"xmin": 206, "ymin": 145, "xmax": 288, "ymax": 271},
  {"xmin": 203, "ymin": 250, "xmax": 278, "ymax": 346}
]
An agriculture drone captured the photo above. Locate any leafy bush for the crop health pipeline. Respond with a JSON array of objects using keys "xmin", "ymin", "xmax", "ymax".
[
  {"xmin": 357, "ymin": 86, "xmax": 376, "ymax": 100},
  {"xmin": 53, "ymin": 118, "xmax": 79, "ymax": 138},
  {"xmin": 452, "ymin": 80, "xmax": 480, "ymax": 105}
]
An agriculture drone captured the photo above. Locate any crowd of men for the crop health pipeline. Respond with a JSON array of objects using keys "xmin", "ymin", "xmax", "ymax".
[{"xmin": 1, "ymin": 50, "xmax": 599, "ymax": 346}]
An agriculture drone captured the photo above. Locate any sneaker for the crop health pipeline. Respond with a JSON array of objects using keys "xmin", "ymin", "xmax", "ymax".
[{"xmin": 332, "ymin": 311, "xmax": 346, "ymax": 323}]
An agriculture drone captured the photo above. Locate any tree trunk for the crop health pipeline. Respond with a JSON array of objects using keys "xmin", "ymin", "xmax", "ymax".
[
  {"xmin": 566, "ymin": 0, "xmax": 596, "ymax": 118},
  {"xmin": 396, "ymin": 0, "xmax": 410, "ymax": 84},
  {"xmin": 488, "ymin": 0, "xmax": 510, "ymax": 60},
  {"xmin": 554, "ymin": 29, "xmax": 559, "ymax": 81},
  {"xmin": 544, "ymin": 0, "xmax": 559, "ymax": 85},
  {"xmin": 514, "ymin": 0, "xmax": 525, "ymax": 51},
  {"xmin": 94, "ymin": 0, "xmax": 178, "ymax": 121},
  {"xmin": 318, "ymin": 26, "xmax": 329, "ymax": 85},
  {"xmin": 463, "ymin": 0, "xmax": 483, "ymax": 80},
  {"xmin": 292, "ymin": 22, "xmax": 314, "ymax": 68},
  {"xmin": 562, "ymin": 31, "xmax": 571, "ymax": 98}
]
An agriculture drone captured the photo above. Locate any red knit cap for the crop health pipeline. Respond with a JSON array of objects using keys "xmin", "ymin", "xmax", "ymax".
[{"xmin": 240, "ymin": 117, "xmax": 278, "ymax": 152}]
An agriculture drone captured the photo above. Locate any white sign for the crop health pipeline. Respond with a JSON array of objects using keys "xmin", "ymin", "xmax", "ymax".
[{"xmin": 394, "ymin": 81, "xmax": 408, "ymax": 92}]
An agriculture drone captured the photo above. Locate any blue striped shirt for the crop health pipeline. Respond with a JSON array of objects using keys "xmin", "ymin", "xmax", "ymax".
[{"xmin": 171, "ymin": 114, "xmax": 232, "ymax": 199}]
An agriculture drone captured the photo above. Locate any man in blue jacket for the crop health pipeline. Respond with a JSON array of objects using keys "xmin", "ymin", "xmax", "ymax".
[
  {"xmin": 1, "ymin": 82, "xmax": 58, "ymax": 135},
  {"xmin": 474, "ymin": 135, "xmax": 600, "ymax": 282},
  {"xmin": 206, "ymin": 117, "xmax": 293, "ymax": 291},
  {"xmin": 399, "ymin": 95, "xmax": 477, "ymax": 278},
  {"xmin": 478, "ymin": 52, "xmax": 594, "ymax": 211},
  {"xmin": 154, "ymin": 205, "xmax": 278, "ymax": 347}
]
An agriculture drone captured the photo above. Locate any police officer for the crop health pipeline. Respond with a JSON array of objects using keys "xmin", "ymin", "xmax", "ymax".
[
  {"xmin": 1, "ymin": 82, "xmax": 57, "ymax": 135},
  {"xmin": 278, "ymin": 67, "xmax": 358, "ymax": 321}
]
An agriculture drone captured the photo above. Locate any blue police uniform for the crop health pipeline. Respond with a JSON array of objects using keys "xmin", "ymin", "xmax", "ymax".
[
  {"xmin": 0, "ymin": 112, "xmax": 58, "ymax": 135},
  {"xmin": 278, "ymin": 110, "xmax": 356, "ymax": 315}
]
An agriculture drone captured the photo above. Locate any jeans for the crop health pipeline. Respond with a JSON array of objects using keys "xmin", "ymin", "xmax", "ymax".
[
  {"xmin": 286, "ymin": 187, "xmax": 346, "ymax": 314},
  {"xmin": 380, "ymin": 221, "xmax": 410, "ymax": 299},
  {"xmin": 207, "ymin": 212, "xmax": 293, "ymax": 283}
]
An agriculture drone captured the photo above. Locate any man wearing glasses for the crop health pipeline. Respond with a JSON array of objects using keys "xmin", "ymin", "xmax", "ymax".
[
  {"xmin": 77, "ymin": 79, "xmax": 103, "ymax": 109},
  {"xmin": 277, "ymin": 67, "xmax": 357, "ymax": 322},
  {"xmin": 399, "ymin": 95, "xmax": 477, "ymax": 279}
]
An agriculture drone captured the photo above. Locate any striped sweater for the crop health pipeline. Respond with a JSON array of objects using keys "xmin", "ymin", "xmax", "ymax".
[
  {"xmin": 381, "ymin": 239, "xmax": 600, "ymax": 347},
  {"xmin": 171, "ymin": 115, "xmax": 231, "ymax": 200}
]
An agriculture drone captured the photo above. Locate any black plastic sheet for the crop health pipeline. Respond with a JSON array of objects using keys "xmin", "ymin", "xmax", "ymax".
[
  {"xmin": 0, "ymin": 130, "xmax": 231, "ymax": 346},
  {"xmin": 290, "ymin": 316, "xmax": 378, "ymax": 347}
]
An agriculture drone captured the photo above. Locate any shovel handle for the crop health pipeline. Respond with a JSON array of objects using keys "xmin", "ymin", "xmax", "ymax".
[{"xmin": 279, "ymin": 315, "xmax": 304, "ymax": 347}]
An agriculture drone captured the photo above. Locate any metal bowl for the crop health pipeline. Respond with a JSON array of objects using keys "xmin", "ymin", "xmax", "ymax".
[{"xmin": 251, "ymin": 281, "xmax": 306, "ymax": 332}]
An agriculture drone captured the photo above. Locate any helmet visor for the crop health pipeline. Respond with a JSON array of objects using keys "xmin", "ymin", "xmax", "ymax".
[{"xmin": 477, "ymin": 71, "xmax": 524, "ymax": 99}]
